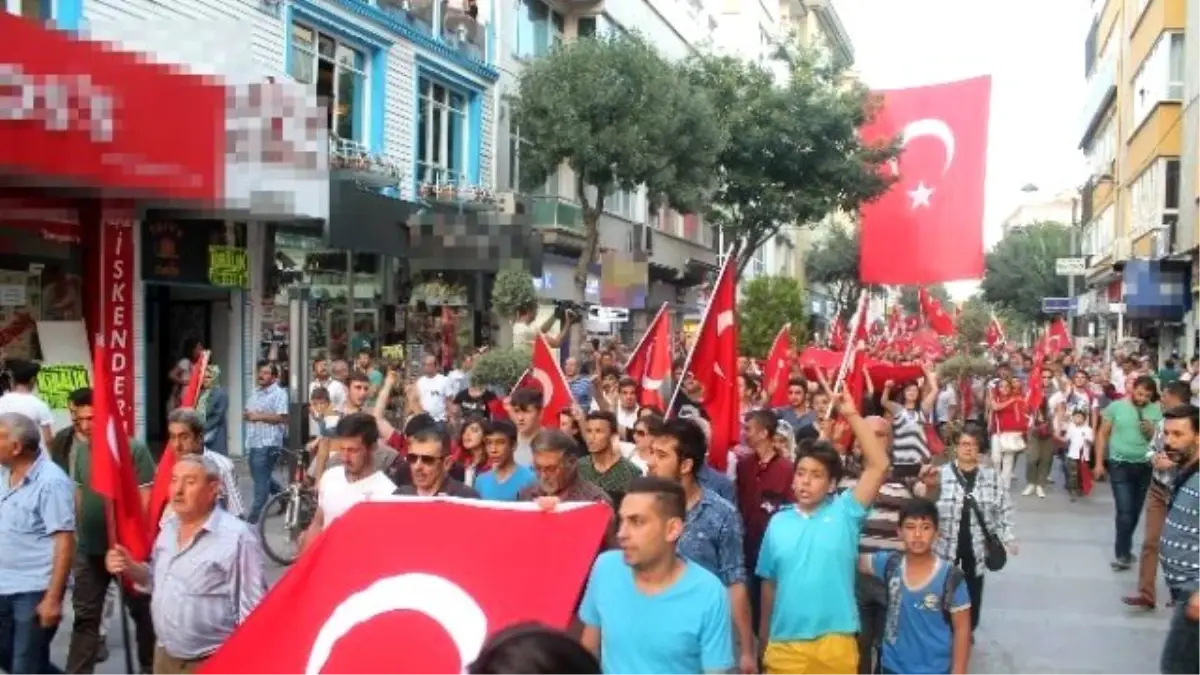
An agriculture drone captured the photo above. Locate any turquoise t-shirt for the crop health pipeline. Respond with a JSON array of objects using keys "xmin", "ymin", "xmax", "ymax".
[
  {"xmin": 1103, "ymin": 399, "xmax": 1161, "ymax": 463},
  {"xmin": 474, "ymin": 465, "xmax": 536, "ymax": 502},
  {"xmin": 756, "ymin": 490, "xmax": 867, "ymax": 641},
  {"xmin": 580, "ymin": 550, "xmax": 734, "ymax": 674},
  {"xmin": 870, "ymin": 552, "xmax": 971, "ymax": 675}
]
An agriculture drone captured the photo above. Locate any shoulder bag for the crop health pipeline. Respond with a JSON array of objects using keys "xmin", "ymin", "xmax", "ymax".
[{"xmin": 950, "ymin": 464, "xmax": 1007, "ymax": 572}]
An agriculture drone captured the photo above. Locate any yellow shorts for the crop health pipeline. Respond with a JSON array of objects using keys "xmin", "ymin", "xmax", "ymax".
[{"xmin": 763, "ymin": 634, "xmax": 859, "ymax": 675}]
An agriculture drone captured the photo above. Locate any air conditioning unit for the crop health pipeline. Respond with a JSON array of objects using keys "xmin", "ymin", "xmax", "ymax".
[
  {"xmin": 495, "ymin": 191, "xmax": 519, "ymax": 214},
  {"xmin": 1113, "ymin": 234, "xmax": 1132, "ymax": 261}
]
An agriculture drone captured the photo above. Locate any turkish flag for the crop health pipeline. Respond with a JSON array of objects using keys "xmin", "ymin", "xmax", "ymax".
[
  {"xmin": 1045, "ymin": 317, "xmax": 1071, "ymax": 353},
  {"xmin": 90, "ymin": 338, "xmax": 152, "ymax": 564},
  {"xmin": 860, "ymin": 76, "xmax": 991, "ymax": 284},
  {"xmin": 829, "ymin": 317, "xmax": 846, "ymax": 351},
  {"xmin": 147, "ymin": 349, "xmax": 210, "ymax": 538},
  {"xmin": 201, "ymin": 499, "xmax": 612, "ymax": 674},
  {"xmin": 919, "ymin": 288, "xmax": 956, "ymax": 337},
  {"xmin": 513, "ymin": 334, "xmax": 574, "ymax": 427},
  {"xmin": 668, "ymin": 254, "xmax": 739, "ymax": 471},
  {"xmin": 625, "ymin": 303, "xmax": 671, "ymax": 409},
  {"xmin": 763, "ymin": 325, "xmax": 793, "ymax": 408}
]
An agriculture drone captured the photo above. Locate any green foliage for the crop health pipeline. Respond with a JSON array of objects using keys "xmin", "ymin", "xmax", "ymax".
[
  {"xmin": 937, "ymin": 354, "xmax": 995, "ymax": 381},
  {"xmin": 470, "ymin": 348, "xmax": 531, "ymax": 391},
  {"xmin": 681, "ymin": 45, "xmax": 899, "ymax": 279},
  {"xmin": 897, "ymin": 285, "xmax": 950, "ymax": 314},
  {"xmin": 491, "ymin": 268, "xmax": 537, "ymax": 319},
  {"xmin": 981, "ymin": 221, "xmax": 1072, "ymax": 323},
  {"xmin": 804, "ymin": 225, "xmax": 881, "ymax": 319},
  {"xmin": 955, "ymin": 296, "xmax": 992, "ymax": 352},
  {"xmin": 738, "ymin": 275, "xmax": 808, "ymax": 357},
  {"xmin": 512, "ymin": 33, "xmax": 725, "ymax": 291}
]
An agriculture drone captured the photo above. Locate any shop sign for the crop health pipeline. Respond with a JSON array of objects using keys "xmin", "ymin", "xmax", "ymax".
[
  {"xmin": 0, "ymin": 14, "xmax": 225, "ymax": 203},
  {"xmin": 208, "ymin": 245, "xmax": 248, "ymax": 288},
  {"xmin": 101, "ymin": 216, "xmax": 136, "ymax": 436}
]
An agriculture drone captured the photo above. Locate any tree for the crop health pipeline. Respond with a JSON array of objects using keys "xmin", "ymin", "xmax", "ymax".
[
  {"xmin": 512, "ymin": 34, "xmax": 725, "ymax": 298},
  {"xmin": 804, "ymin": 225, "xmax": 881, "ymax": 318},
  {"xmin": 738, "ymin": 275, "xmax": 808, "ymax": 357},
  {"xmin": 980, "ymin": 221, "xmax": 1071, "ymax": 323},
  {"xmin": 955, "ymin": 295, "xmax": 992, "ymax": 352},
  {"xmin": 682, "ymin": 46, "xmax": 899, "ymax": 280},
  {"xmin": 897, "ymin": 285, "xmax": 950, "ymax": 314}
]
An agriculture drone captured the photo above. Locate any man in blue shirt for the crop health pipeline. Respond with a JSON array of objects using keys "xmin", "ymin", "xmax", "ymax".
[
  {"xmin": 579, "ymin": 476, "xmax": 734, "ymax": 674},
  {"xmin": 647, "ymin": 418, "xmax": 755, "ymax": 673},
  {"xmin": 0, "ymin": 412, "xmax": 76, "ymax": 674},
  {"xmin": 756, "ymin": 390, "xmax": 891, "ymax": 674}
]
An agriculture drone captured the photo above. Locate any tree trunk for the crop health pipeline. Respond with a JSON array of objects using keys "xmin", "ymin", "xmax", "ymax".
[{"xmin": 573, "ymin": 181, "xmax": 604, "ymax": 354}]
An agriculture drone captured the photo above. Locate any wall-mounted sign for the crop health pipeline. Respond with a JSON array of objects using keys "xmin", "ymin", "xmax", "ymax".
[
  {"xmin": 36, "ymin": 363, "xmax": 90, "ymax": 410},
  {"xmin": 142, "ymin": 220, "xmax": 248, "ymax": 286},
  {"xmin": 208, "ymin": 245, "xmax": 248, "ymax": 288}
]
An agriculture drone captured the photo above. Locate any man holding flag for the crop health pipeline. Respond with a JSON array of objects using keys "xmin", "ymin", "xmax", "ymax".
[{"xmin": 64, "ymin": 382, "xmax": 158, "ymax": 673}]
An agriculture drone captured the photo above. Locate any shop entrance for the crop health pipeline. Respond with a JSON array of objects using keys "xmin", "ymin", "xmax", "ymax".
[{"xmin": 144, "ymin": 283, "xmax": 235, "ymax": 448}]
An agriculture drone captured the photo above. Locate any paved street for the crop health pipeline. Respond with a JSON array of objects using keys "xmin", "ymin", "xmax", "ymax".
[{"xmin": 50, "ymin": 457, "xmax": 1172, "ymax": 673}]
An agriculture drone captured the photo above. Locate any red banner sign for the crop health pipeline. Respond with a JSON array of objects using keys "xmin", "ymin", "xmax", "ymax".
[
  {"xmin": 101, "ymin": 215, "xmax": 136, "ymax": 437},
  {"xmin": 0, "ymin": 13, "xmax": 225, "ymax": 203}
]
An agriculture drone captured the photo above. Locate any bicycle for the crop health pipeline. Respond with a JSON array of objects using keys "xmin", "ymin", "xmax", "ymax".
[{"xmin": 258, "ymin": 446, "xmax": 317, "ymax": 566}]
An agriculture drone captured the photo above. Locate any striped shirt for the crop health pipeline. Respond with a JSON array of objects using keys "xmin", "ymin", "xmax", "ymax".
[
  {"xmin": 838, "ymin": 454, "xmax": 911, "ymax": 554},
  {"xmin": 888, "ymin": 404, "xmax": 930, "ymax": 466},
  {"xmin": 244, "ymin": 382, "xmax": 288, "ymax": 448},
  {"xmin": 932, "ymin": 463, "xmax": 1016, "ymax": 569},
  {"xmin": 147, "ymin": 508, "xmax": 266, "ymax": 659},
  {"xmin": 1160, "ymin": 469, "xmax": 1199, "ymax": 594}
]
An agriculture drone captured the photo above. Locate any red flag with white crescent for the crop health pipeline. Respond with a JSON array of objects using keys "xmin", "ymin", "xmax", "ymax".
[
  {"xmin": 624, "ymin": 303, "xmax": 671, "ymax": 409},
  {"xmin": 512, "ymin": 334, "xmax": 573, "ymax": 427},
  {"xmin": 764, "ymin": 325, "xmax": 792, "ymax": 408}
]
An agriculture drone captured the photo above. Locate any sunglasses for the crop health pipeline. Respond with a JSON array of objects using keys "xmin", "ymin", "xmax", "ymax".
[
  {"xmin": 633, "ymin": 429, "xmax": 647, "ymax": 437},
  {"xmin": 409, "ymin": 454, "xmax": 442, "ymax": 466}
]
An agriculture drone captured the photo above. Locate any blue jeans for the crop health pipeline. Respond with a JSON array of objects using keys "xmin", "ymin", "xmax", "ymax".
[
  {"xmin": 248, "ymin": 445, "xmax": 283, "ymax": 523},
  {"xmin": 0, "ymin": 590, "xmax": 58, "ymax": 674},
  {"xmin": 1110, "ymin": 460, "xmax": 1152, "ymax": 560},
  {"xmin": 1161, "ymin": 589, "xmax": 1198, "ymax": 674}
]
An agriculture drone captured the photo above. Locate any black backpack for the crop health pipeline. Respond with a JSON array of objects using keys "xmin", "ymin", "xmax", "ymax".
[{"xmin": 882, "ymin": 552, "xmax": 967, "ymax": 627}]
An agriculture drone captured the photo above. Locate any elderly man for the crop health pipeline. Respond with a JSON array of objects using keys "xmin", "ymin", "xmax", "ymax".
[
  {"xmin": 0, "ymin": 412, "xmax": 75, "ymax": 674},
  {"xmin": 164, "ymin": 409, "xmax": 244, "ymax": 519},
  {"xmin": 106, "ymin": 454, "xmax": 265, "ymax": 674}
]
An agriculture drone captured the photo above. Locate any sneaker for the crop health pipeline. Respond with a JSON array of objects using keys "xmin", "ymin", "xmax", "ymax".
[
  {"xmin": 1036, "ymin": 486, "xmax": 1046, "ymax": 498},
  {"xmin": 1111, "ymin": 557, "xmax": 1133, "ymax": 571},
  {"xmin": 1021, "ymin": 484, "xmax": 1035, "ymax": 496}
]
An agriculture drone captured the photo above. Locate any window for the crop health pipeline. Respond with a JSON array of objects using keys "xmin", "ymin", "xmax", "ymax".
[
  {"xmin": 502, "ymin": 121, "xmax": 549, "ymax": 194},
  {"xmin": 1131, "ymin": 31, "xmax": 1185, "ymax": 130},
  {"xmin": 578, "ymin": 13, "xmax": 624, "ymax": 39},
  {"xmin": 750, "ymin": 246, "xmax": 765, "ymax": 278},
  {"xmin": 1083, "ymin": 203, "xmax": 1115, "ymax": 257},
  {"xmin": 1130, "ymin": 158, "xmax": 1182, "ymax": 237},
  {"xmin": 1084, "ymin": 114, "xmax": 1115, "ymax": 178},
  {"xmin": 289, "ymin": 24, "xmax": 368, "ymax": 143},
  {"xmin": 1165, "ymin": 158, "xmax": 1180, "ymax": 210},
  {"xmin": 417, "ymin": 77, "xmax": 469, "ymax": 187},
  {"xmin": 514, "ymin": 0, "xmax": 562, "ymax": 58}
]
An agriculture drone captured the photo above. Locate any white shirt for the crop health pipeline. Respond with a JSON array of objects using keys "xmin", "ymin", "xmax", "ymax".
[
  {"xmin": 417, "ymin": 374, "xmax": 452, "ymax": 421},
  {"xmin": 1066, "ymin": 423, "xmax": 1093, "ymax": 461},
  {"xmin": 512, "ymin": 321, "xmax": 537, "ymax": 353},
  {"xmin": 0, "ymin": 391, "xmax": 55, "ymax": 444},
  {"xmin": 615, "ymin": 405, "xmax": 640, "ymax": 432},
  {"xmin": 310, "ymin": 379, "xmax": 347, "ymax": 410},
  {"xmin": 317, "ymin": 466, "xmax": 396, "ymax": 526}
]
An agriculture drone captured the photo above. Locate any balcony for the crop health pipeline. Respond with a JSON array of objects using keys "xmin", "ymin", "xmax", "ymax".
[
  {"xmin": 1078, "ymin": 52, "xmax": 1116, "ymax": 148},
  {"xmin": 370, "ymin": 0, "xmax": 492, "ymax": 70},
  {"xmin": 530, "ymin": 195, "xmax": 583, "ymax": 230}
]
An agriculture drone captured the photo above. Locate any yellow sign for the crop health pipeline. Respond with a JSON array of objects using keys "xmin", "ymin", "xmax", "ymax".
[
  {"xmin": 381, "ymin": 344, "xmax": 406, "ymax": 361},
  {"xmin": 37, "ymin": 364, "xmax": 90, "ymax": 410},
  {"xmin": 208, "ymin": 246, "xmax": 248, "ymax": 288}
]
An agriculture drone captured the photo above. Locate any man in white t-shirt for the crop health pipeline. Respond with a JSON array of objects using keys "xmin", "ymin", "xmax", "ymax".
[
  {"xmin": 301, "ymin": 412, "xmax": 395, "ymax": 549},
  {"xmin": 512, "ymin": 301, "xmax": 573, "ymax": 353},
  {"xmin": 416, "ymin": 355, "xmax": 453, "ymax": 423},
  {"xmin": 0, "ymin": 359, "xmax": 55, "ymax": 448},
  {"xmin": 309, "ymin": 359, "xmax": 347, "ymax": 410}
]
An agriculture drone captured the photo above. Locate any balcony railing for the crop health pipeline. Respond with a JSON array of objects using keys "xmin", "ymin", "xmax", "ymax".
[
  {"xmin": 329, "ymin": 136, "xmax": 405, "ymax": 189},
  {"xmin": 530, "ymin": 196, "xmax": 583, "ymax": 230},
  {"xmin": 374, "ymin": 0, "xmax": 488, "ymax": 65}
]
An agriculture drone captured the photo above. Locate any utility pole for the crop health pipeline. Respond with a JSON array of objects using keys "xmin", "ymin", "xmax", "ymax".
[{"xmin": 1069, "ymin": 196, "xmax": 1079, "ymax": 340}]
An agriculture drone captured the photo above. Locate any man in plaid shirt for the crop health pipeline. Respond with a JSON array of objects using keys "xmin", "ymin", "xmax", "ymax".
[{"xmin": 245, "ymin": 361, "xmax": 289, "ymax": 523}]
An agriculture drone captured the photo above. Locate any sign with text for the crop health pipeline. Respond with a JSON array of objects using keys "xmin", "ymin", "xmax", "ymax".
[
  {"xmin": 208, "ymin": 245, "xmax": 248, "ymax": 288},
  {"xmin": 36, "ymin": 363, "xmax": 89, "ymax": 410},
  {"xmin": 381, "ymin": 344, "xmax": 406, "ymax": 361},
  {"xmin": 1041, "ymin": 297, "xmax": 1077, "ymax": 314},
  {"xmin": 101, "ymin": 216, "xmax": 135, "ymax": 436},
  {"xmin": 1055, "ymin": 257, "xmax": 1087, "ymax": 276}
]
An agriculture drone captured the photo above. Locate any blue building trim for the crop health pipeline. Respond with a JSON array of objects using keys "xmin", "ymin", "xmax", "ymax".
[
  {"xmin": 322, "ymin": 0, "xmax": 499, "ymax": 81},
  {"xmin": 54, "ymin": 0, "xmax": 82, "ymax": 30},
  {"xmin": 413, "ymin": 55, "xmax": 485, "ymax": 191},
  {"xmin": 289, "ymin": 0, "xmax": 393, "ymax": 151}
]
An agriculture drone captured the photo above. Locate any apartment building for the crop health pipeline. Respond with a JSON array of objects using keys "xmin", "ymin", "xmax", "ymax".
[
  {"xmin": 492, "ymin": 0, "xmax": 725, "ymax": 340},
  {"xmin": 999, "ymin": 191, "xmax": 1077, "ymax": 235},
  {"xmin": 1078, "ymin": 0, "xmax": 1196, "ymax": 359}
]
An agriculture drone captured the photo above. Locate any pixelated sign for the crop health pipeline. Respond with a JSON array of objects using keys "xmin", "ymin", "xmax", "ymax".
[
  {"xmin": 208, "ymin": 245, "xmax": 248, "ymax": 287},
  {"xmin": 37, "ymin": 363, "xmax": 89, "ymax": 410}
]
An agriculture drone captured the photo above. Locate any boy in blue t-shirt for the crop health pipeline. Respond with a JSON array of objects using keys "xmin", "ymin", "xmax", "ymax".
[
  {"xmin": 859, "ymin": 498, "xmax": 971, "ymax": 674},
  {"xmin": 473, "ymin": 419, "xmax": 536, "ymax": 501}
]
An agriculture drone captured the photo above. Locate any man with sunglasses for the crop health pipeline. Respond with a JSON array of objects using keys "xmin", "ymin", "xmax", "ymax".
[
  {"xmin": 394, "ymin": 426, "xmax": 479, "ymax": 498},
  {"xmin": 301, "ymin": 413, "xmax": 397, "ymax": 551}
]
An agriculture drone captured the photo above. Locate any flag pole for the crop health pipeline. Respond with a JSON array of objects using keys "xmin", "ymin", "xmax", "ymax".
[
  {"xmin": 665, "ymin": 246, "xmax": 737, "ymax": 417},
  {"xmin": 825, "ymin": 290, "xmax": 866, "ymax": 420},
  {"xmin": 102, "ymin": 501, "xmax": 136, "ymax": 675},
  {"xmin": 765, "ymin": 323, "xmax": 791, "ymax": 400}
]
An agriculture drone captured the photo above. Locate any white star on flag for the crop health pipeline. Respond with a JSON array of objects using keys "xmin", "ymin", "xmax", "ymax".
[{"xmin": 908, "ymin": 181, "xmax": 934, "ymax": 209}]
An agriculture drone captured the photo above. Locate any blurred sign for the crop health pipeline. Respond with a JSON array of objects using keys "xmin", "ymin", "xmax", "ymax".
[
  {"xmin": 588, "ymin": 306, "xmax": 630, "ymax": 323},
  {"xmin": 36, "ymin": 363, "xmax": 89, "ymax": 410},
  {"xmin": 1055, "ymin": 257, "xmax": 1087, "ymax": 276},
  {"xmin": 599, "ymin": 251, "xmax": 647, "ymax": 309},
  {"xmin": 208, "ymin": 246, "xmax": 249, "ymax": 287},
  {"xmin": 1041, "ymin": 297, "xmax": 1076, "ymax": 313},
  {"xmin": 381, "ymin": 344, "xmax": 406, "ymax": 360}
]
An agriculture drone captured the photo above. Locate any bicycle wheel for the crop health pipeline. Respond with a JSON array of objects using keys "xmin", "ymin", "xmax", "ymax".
[{"xmin": 258, "ymin": 489, "xmax": 316, "ymax": 566}]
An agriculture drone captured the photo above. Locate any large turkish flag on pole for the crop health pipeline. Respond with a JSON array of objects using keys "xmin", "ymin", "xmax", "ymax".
[{"xmin": 860, "ymin": 76, "xmax": 992, "ymax": 285}]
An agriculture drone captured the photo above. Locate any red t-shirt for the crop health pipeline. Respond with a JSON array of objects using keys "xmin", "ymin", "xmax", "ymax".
[{"xmin": 993, "ymin": 395, "xmax": 1027, "ymax": 433}]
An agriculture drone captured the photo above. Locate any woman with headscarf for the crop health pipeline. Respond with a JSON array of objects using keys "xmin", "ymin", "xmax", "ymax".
[{"xmin": 196, "ymin": 365, "xmax": 230, "ymax": 456}]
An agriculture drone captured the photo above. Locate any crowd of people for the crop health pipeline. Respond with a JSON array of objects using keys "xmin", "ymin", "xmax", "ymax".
[{"xmin": 0, "ymin": 332, "xmax": 1197, "ymax": 674}]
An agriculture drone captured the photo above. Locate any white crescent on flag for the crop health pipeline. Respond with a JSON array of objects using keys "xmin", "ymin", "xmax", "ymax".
[{"xmin": 531, "ymin": 368, "xmax": 555, "ymax": 407}]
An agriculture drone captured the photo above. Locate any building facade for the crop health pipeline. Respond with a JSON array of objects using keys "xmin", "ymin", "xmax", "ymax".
[
  {"xmin": 1077, "ymin": 0, "xmax": 1194, "ymax": 360},
  {"xmin": 998, "ymin": 191, "xmax": 1076, "ymax": 234}
]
